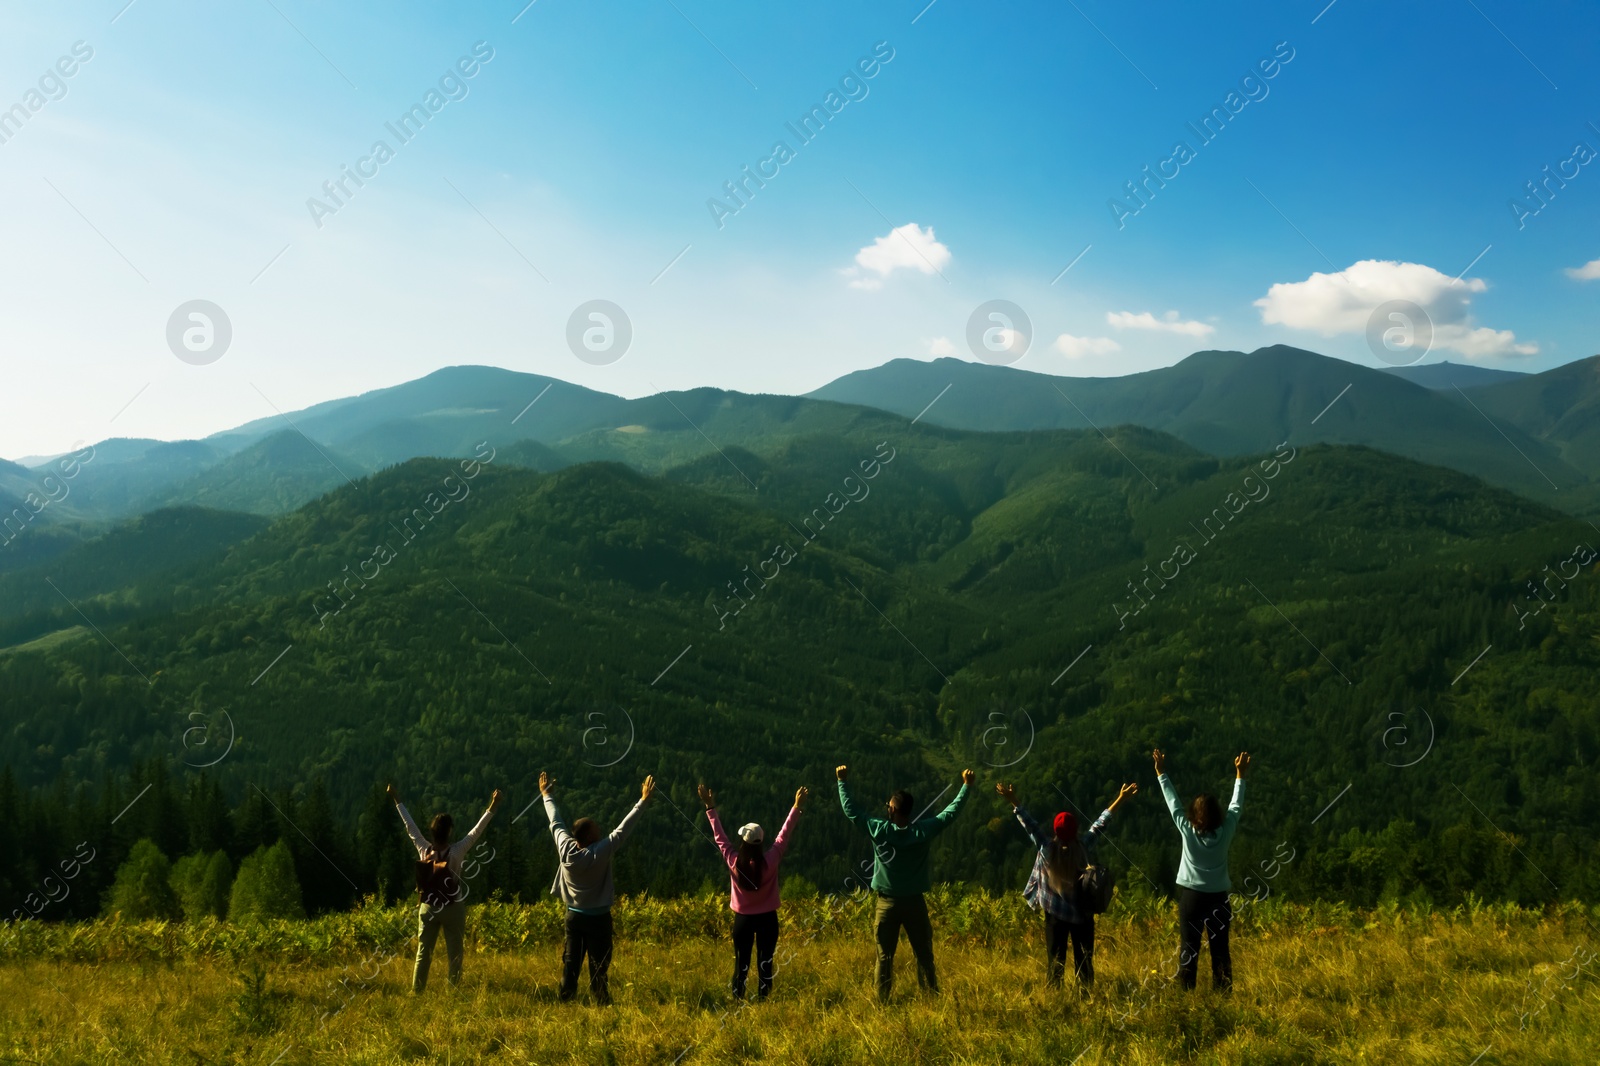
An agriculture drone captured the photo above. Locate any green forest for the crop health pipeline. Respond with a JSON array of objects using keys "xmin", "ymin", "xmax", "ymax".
[{"xmin": 2, "ymin": 411, "xmax": 1597, "ymax": 926}]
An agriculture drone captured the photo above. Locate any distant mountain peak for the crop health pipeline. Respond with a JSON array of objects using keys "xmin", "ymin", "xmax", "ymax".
[{"xmin": 1381, "ymin": 360, "xmax": 1529, "ymax": 390}]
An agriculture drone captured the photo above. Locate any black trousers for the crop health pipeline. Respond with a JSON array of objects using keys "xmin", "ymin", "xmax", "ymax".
[
  {"xmin": 1176, "ymin": 888, "xmax": 1232, "ymax": 991},
  {"xmin": 560, "ymin": 910, "xmax": 614, "ymax": 1004},
  {"xmin": 1044, "ymin": 913, "xmax": 1095, "ymax": 986},
  {"xmin": 731, "ymin": 909, "xmax": 780, "ymax": 999}
]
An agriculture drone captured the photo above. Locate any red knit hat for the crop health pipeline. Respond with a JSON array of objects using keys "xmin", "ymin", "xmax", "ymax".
[{"xmin": 1053, "ymin": 811, "xmax": 1078, "ymax": 842}]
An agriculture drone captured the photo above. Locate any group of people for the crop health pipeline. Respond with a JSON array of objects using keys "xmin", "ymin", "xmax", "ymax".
[{"xmin": 388, "ymin": 747, "xmax": 1250, "ymax": 1001}]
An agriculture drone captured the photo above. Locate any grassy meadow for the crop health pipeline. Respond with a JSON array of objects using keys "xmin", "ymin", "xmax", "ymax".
[{"xmin": 1, "ymin": 889, "xmax": 1595, "ymax": 1065}]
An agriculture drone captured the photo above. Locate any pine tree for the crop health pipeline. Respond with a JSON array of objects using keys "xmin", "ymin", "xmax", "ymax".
[
  {"xmin": 0, "ymin": 765, "xmax": 24, "ymax": 915},
  {"xmin": 228, "ymin": 840, "xmax": 305, "ymax": 922},
  {"xmin": 356, "ymin": 783, "xmax": 412, "ymax": 904},
  {"xmin": 171, "ymin": 849, "xmax": 233, "ymax": 920},
  {"xmin": 231, "ymin": 787, "xmax": 277, "ymax": 860},
  {"xmin": 170, "ymin": 853, "xmax": 205, "ymax": 920},
  {"xmin": 295, "ymin": 776, "xmax": 355, "ymax": 915},
  {"xmin": 127, "ymin": 760, "xmax": 187, "ymax": 861},
  {"xmin": 185, "ymin": 775, "xmax": 233, "ymax": 855},
  {"xmin": 105, "ymin": 838, "xmax": 180, "ymax": 920},
  {"xmin": 200, "ymin": 850, "xmax": 234, "ymax": 917}
]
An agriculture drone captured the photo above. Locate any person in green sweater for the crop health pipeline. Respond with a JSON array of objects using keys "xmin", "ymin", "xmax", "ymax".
[
  {"xmin": 1154, "ymin": 747, "xmax": 1249, "ymax": 991},
  {"xmin": 836, "ymin": 764, "xmax": 974, "ymax": 1001}
]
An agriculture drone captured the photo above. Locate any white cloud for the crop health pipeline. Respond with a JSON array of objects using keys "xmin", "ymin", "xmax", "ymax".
[
  {"xmin": 1566, "ymin": 258, "xmax": 1600, "ymax": 281},
  {"xmin": 1253, "ymin": 258, "xmax": 1538, "ymax": 359},
  {"xmin": 925, "ymin": 336, "xmax": 956, "ymax": 356},
  {"xmin": 1106, "ymin": 309, "xmax": 1215, "ymax": 337},
  {"xmin": 1434, "ymin": 324, "xmax": 1538, "ymax": 359},
  {"xmin": 1054, "ymin": 334, "xmax": 1121, "ymax": 358},
  {"xmin": 844, "ymin": 223, "xmax": 951, "ymax": 290}
]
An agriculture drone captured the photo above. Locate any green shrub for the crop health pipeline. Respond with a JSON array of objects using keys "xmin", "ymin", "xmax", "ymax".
[
  {"xmin": 104, "ymin": 839, "xmax": 180, "ymax": 921},
  {"xmin": 780, "ymin": 873, "xmax": 819, "ymax": 899},
  {"xmin": 228, "ymin": 841, "xmax": 305, "ymax": 923},
  {"xmin": 172, "ymin": 850, "xmax": 233, "ymax": 921}
]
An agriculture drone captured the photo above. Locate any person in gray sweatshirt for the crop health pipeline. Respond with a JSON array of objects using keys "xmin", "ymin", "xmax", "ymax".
[{"xmin": 539, "ymin": 770, "xmax": 654, "ymax": 1004}]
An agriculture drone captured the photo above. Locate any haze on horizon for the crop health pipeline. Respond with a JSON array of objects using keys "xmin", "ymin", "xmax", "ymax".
[{"xmin": 3, "ymin": 0, "xmax": 1597, "ymax": 459}]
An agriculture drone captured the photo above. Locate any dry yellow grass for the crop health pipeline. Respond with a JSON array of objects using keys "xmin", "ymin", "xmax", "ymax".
[{"xmin": 0, "ymin": 897, "xmax": 1595, "ymax": 1065}]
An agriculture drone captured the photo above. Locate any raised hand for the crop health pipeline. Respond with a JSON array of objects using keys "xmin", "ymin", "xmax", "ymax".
[
  {"xmin": 835, "ymin": 765, "xmax": 849, "ymax": 781},
  {"xmin": 697, "ymin": 783, "xmax": 715, "ymax": 809},
  {"xmin": 385, "ymin": 783, "xmax": 399, "ymax": 803},
  {"xmin": 641, "ymin": 774, "xmax": 656, "ymax": 802},
  {"xmin": 1152, "ymin": 748, "xmax": 1167, "ymax": 775},
  {"xmin": 961, "ymin": 768, "xmax": 977, "ymax": 786},
  {"xmin": 490, "ymin": 788, "xmax": 504, "ymax": 811},
  {"xmin": 794, "ymin": 786, "xmax": 809, "ymax": 810},
  {"xmin": 995, "ymin": 782, "xmax": 1019, "ymax": 807},
  {"xmin": 539, "ymin": 771, "xmax": 555, "ymax": 797},
  {"xmin": 1235, "ymin": 751, "xmax": 1252, "ymax": 778},
  {"xmin": 1108, "ymin": 781, "xmax": 1138, "ymax": 813}
]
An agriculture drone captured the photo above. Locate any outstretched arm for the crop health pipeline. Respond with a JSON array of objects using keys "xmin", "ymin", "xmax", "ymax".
[
  {"xmin": 706, "ymin": 808, "xmax": 737, "ymax": 867},
  {"xmin": 539, "ymin": 772, "xmax": 574, "ymax": 851},
  {"xmin": 771, "ymin": 787, "xmax": 807, "ymax": 859},
  {"xmin": 459, "ymin": 789, "xmax": 503, "ymax": 854},
  {"xmin": 1225, "ymin": 753, "xmax": 1248, "ymax": 828},
  {"xmin": 389, "ymin": 785, "xmax": 430, "ymax": 854},
  {"xmin": 1154, "ymin": 751, "xmax": 1187, "ymax": 828},
  {"xmin": 1084, "ymin": 783, "xmax": 1136, "ymax": 843},
  {"xmin": 836, "ymin": 766, "xmax": 869, "ymax": 831},
  {"xmin": 701, "ymin": 784, "xmax": 738, "ymax": 866},
  {"xmin": 997, "ymin": 782, "xmax": 1050, "ymax": 849},
  {"xmin": 921, "ymin": 769, "xmax": 976, "ymax": 838},
  {"xmin": 604, "ymin": 775, "xmax": 656, "ymax": 852}
]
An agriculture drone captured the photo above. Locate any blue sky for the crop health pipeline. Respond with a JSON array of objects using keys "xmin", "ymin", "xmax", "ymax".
[{"xmin": 3, "ymin": 0, "xmax": 1598, "ymax": 457}]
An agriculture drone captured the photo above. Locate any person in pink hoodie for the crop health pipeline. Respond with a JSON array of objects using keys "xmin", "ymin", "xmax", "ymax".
[{"xmin": 697, "ymin": 782, "xmax": 808, "ymax": 1000}]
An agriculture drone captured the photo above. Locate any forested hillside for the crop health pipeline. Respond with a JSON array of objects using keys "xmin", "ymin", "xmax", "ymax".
[
  {"xmin": 2, "ymin": 409, "xmax": 1596, "ymax": 924},
  {"xmin": 810, "ymin": 347, "xmax": 1598, "ymax": 510}
]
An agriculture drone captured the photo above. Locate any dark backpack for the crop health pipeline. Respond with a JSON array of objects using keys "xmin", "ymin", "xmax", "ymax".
[
  {"xmin": 415, "ymin": 844, "xmax": 458, "ymax": 908},
  {"xmin": 1078, "ymin": 861, "xmax": 1115, "ymax": 914}
]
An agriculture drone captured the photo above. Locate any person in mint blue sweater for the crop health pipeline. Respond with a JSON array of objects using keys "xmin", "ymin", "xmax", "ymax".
[
  {"xmin": 1154, "ymin": 747, "xmax": 1249, "ymax": 991},
  {"xmin": 836, "ymin": 764, "xmax": 974, "ymax": 1001}
]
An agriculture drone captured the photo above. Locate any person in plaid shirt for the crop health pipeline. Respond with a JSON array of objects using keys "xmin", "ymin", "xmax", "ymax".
[{"xmin": 997, "ymin": 780, "xmax": 1138, "ymax": 988}]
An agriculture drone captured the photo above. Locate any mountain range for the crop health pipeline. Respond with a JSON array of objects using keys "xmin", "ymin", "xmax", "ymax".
[{"xmin": 5, "ymin": 347, "xmax": 1595, "ymax": 568}]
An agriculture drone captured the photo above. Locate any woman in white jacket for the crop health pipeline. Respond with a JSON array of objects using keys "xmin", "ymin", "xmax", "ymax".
[{"xmin": 388, "ymin": 783, "xmax": 502, "ymax": 993}]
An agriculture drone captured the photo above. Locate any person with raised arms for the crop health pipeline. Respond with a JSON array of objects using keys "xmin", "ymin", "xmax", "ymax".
[
  {"xmin": 995, "ymin": 779, "xmax": 1137, "ymax": 988},
  {"xmin": 836, "ymin": 764, "xmax": 974, "ymax": 1001},
  {"xmin": 387, "ymin": 782, "xmax": 503, "ymax": 993},
  {"xmin": 697, "ymin": 782, "xmax": 808, "ymax": 1000},
  {"xmin": 539, "ymin": 770, "xmax": 655, "ymax": 1005},
  {"xmin": 1154, "ymin": 748, "xmax": 1249, "ymax": 992}
]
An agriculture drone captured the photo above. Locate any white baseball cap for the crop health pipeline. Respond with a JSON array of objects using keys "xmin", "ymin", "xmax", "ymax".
[{"xmin": 738, "ymin": 822, "xmax": 764, "ymax": 844}]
